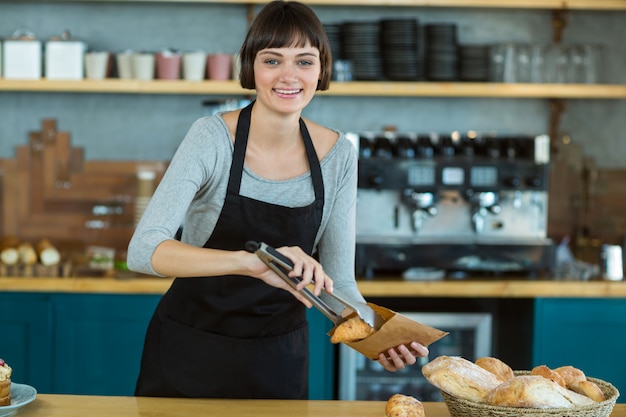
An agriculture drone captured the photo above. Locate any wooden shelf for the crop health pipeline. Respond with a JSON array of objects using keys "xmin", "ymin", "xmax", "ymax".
[
  {"xmin": 323, "ymin": 82, "xmax": 626, "ymax": 99},
  {"xmin": 2, "ymin": 276, "xmax": 626, "ymax": 298},
  {"xmin": 1, "ymin": 79, "xmax": 625, "ymax": 98},
  {"xmin": 3, "ymin": 0, "xmax": 625, "ymax": 11}
]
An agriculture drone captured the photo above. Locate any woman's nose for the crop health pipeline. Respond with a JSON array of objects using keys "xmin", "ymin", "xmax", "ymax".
[{"xmin": 279, "ymin": 64, "xmax": 298, "ymax": 80}]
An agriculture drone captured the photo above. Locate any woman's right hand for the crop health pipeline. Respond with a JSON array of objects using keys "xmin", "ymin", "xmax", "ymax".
[{"xmin": 243, "ymin": 246, "xmax": 334, "ymax": 307}]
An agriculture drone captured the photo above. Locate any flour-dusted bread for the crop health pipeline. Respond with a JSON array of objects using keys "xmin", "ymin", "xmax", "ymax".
[
  {"xmin": 551, "ymin": 365, "xmax": 605, "ymax": 402},
  {"xmin": 554, "ymin": 365, "xmax": 587, "ymax": 386},
  {"xmin": 475, "ymin": 357, "xmax": 515, "ymax": 382},
  {"xmin": 486, "ymin": 375, "xmax": 595, "ymax": 408},
  {"xmin": 385, "ymin": 394, "xmax": 425, "ymax": 417},
  {"xmin": 422, "ymin": 356, "xmax": 502, "ymax": 403},
  {"xmin": 568, "ymin": 380, "xmax": 606, "ymax": 402},
  {"xmin": 531, "ymin": 365, "xmax": 567, "ymax": 387},
  {"xmin": 330, "ymin": 316, "xmax": 376, "ymax": 344}
]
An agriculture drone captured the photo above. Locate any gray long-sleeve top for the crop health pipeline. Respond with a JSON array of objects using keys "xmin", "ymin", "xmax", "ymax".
[{"xmin": 127, "ymin": 113, "xmax": 365, "ymax": 305}]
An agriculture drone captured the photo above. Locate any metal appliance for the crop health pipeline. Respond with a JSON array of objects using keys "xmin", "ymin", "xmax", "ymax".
[
  {"xmin": 338, "ymin": 312, "xmax": 492, "ymax": 401},
  {"xmin": 355, "ymin": 131, "xmax": 554, "ymax": 277}
]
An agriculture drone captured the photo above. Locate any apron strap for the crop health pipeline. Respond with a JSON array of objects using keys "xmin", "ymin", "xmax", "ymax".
[
  {"xmin": 299, "ymin": 118, "xmax": 325, "ymax": 205},
  {"xmin": 227, "ymin": 101, "xmax": 253, "ymax": 194}
]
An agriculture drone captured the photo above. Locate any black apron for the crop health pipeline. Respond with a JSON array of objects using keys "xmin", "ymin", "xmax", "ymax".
[{"xmin": 135, "ymin": 101, "xmax": 325, "ymax": 399}]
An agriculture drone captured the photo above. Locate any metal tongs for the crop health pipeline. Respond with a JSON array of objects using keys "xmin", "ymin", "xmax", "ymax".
[{"xmin": 246, "ymin": 241, "xmax": 385, "ymax": 330}]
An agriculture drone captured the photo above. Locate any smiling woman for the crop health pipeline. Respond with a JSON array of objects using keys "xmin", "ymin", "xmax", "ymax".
[{"xmin": 127, "ymin": 0, "xmax": 429, "ymax": 401}]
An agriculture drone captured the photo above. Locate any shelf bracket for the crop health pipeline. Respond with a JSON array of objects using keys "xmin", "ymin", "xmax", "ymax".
[
  {"xmin": 549, "ymin": 98, "xmax": 567, "ymax": 155},
  {"xmin": 246, "ymin": 3, "xmax": 256, "ymax": 28},
  {"xmin": 551, "ymin": 9, "xmax": 569, "ymax": 43}
]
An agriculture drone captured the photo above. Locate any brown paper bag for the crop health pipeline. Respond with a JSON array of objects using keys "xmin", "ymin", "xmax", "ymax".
[{"xmin": 329, "ymin": 303, "xmax": 449, "ymax": 360}]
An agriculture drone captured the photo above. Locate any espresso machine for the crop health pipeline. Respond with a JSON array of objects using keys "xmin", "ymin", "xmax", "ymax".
[{"xmin": 354, "ymin": 131, "xmax": 554, "ymax": 278}]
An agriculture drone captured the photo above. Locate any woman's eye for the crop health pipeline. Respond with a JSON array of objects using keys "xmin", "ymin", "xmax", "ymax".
[
  {"xmin": 265, "ymin": 59, "xmax": 279, "ymax": 65},
  {"xmin": 298, "ymin": 60, "xmax": 313, "ymax": 66}
]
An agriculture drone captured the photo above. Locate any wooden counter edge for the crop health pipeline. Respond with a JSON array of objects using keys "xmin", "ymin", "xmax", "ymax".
[
  {"xmin": 2, "ymin": 276, "xmax": 626, "ymax": 297},
  {"xmin": 13, "ymin": 395, "xmax": 626, "ymax": 417}
]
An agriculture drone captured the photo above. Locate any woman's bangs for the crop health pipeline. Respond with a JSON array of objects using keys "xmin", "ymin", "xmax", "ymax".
[{"xmin": 262, "ymin": 24, "xmax": 319, "ymax": 50}]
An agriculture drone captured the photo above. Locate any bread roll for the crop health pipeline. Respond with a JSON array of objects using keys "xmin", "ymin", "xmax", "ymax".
[
  {"xmin": 18, "ymin": 242, "xmax": 38, "ymax": 265},
  {"xmin": 330, "ymin": 316, "xmax": 376, "ymax": 344},
  {"xmin": 531, "ymin": 365, "xmax": 566, "ymax": 387},
  {"xmin": 0, "ymin": 236, "xmax": 20, "ymax": 266},
  {"xmin": 475, "ymin": 357, "xmax": 515, "ymax": 382},
  {"xmin": 422, "ymin": 356, "xmax": 502, "ymax": 403},
  {"xmin": 486, "ymin": 375, "xmax": 595, "ymax": 408},
  {"xmin": 554, "ymin": 365, "xmax": 586, "ymax": 386},
  {"xmin": 36, "ymin": 238, "xmax": 61, "ymax": 266},
  {"xmin": 385, "ymin": 394, "xmax": 425, "ymax": 417},
  {"xmin": 568, "ymin": 380, "xmax": 606, "ymax": 402},
  {"xmin": 487, "ymin": 375, "xmax": 593, "ymax": 408}
]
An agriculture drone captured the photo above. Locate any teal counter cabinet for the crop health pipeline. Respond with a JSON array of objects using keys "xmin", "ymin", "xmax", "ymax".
[
  {"xmin": 0, "ymin": 293, "xmax": 335, "ymax": 399},
  {"xmin": 0, "ymin": 293, "xmax": 160, "ymax": 395},
  {"xmin": 0, "ymin": 293, "xmax": 54, "ymax": 391},
  {"xmin": 533, "ymin": 297, "xmax": 626, "ymax": 403}
]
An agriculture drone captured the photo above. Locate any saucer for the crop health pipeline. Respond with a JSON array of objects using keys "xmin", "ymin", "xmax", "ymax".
[{"xmin": 0, "ymin": 383, "xmax": 37, "ymax": 417}]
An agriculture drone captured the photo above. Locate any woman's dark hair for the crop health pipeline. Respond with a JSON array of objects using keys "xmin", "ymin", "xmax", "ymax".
[{"xmin": 239, "ymin": 1, "xmax": 332, "ymax": 91}]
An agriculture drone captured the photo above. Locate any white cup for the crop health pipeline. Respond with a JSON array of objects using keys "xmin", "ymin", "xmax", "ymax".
[
  {"xmin": 132, "ymin": 52, "xmax": 155, "ymax": 81},
  {"xmin": 85, "ymin": 51, "xmax": 110, "ymax": 80},
  {"xmin": 116, "ymin": 51, "xmax": 134, "ymax": 79},
  {"xmin": 182, "ymin": 51, "xmax": 206, "ymax": 81}
]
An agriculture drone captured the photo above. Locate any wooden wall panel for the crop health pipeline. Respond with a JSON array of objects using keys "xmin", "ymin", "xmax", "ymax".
[{"xmin": 0, "ymin": 119, "xmax": 165, "ymax": 266}]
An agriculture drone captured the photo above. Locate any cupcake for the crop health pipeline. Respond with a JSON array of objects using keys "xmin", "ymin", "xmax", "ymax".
[{"xmin": 0, "ymin": 358, "xmax": 11, "ymax": 406}]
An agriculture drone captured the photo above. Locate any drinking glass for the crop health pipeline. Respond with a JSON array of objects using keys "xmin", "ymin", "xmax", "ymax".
[
  {"xmin": 581, "ymin": 44, "xmax": 603, "ymax": 84},
  {"xmin": 489, "ymin": 43, "xmax": 515, "ymax": 83},
  {"xmin": 566, "ymin": 45, "xmax": 584, "ymax": 83},
  {"xmin": 515, "ymin": 44, "xmax": 531, "ymax": 83},
  {"xmin": 544, "ymin": 44, "xmax": 568, "ymax": 83},
  {"xmin": 529, "ymin": 44, "xmax": 546, "ymax": 83}
]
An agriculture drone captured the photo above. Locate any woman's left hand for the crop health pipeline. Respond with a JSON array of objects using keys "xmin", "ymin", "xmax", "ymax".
[{"xmin": 377, "ymin": 341, "xmax": 429, "ymax": 372}]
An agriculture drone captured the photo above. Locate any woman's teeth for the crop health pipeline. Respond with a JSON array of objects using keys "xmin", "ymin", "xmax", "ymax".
[{"xmin": 275, "ymin": 89, "xmax": 300, "ymax": 95}]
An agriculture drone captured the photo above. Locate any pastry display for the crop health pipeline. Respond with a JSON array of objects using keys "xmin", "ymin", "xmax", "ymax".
[
  {"xmin": 330, "ymin": 316, "xmax": 376, "ymax": 344},
  {"xmin": 385, "ymin": 393, "xmax": 425, "ymax": 417},
  {"xmin": 0, "ymin": 358, "xmax": 11, "ymax": 406}
]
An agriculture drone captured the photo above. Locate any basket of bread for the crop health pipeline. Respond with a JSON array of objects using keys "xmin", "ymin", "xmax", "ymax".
[{"xmin": 422, "ymin": 356, "xmax": 619, "ymax": 417}]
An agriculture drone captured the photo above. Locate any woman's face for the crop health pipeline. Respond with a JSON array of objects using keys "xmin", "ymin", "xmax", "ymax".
[{"xmin": 253, "ymin": 42, "xmax": 321, "ymax": 115}]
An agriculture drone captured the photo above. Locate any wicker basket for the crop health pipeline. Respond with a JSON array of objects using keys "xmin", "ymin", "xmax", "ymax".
[{"xmin": 441, "ymin": 372, "xmax": 620, "ymax": 417}]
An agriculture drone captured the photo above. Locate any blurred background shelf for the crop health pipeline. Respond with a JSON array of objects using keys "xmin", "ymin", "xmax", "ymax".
[
  {"xmin": 2, "ymin": 0, "xmax": 625, "ymax": 11},
  {"xmin": 1, "ymin": 79, "xmax": 624, "ymax": 98}
]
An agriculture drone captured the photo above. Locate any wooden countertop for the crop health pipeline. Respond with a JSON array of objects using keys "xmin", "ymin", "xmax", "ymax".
[
  {"xmin": 2, "ymin": 276, "xmax": 626, "ymax": 298},
  {"xmin": 14, "ymin": 395, "xmax": 626, "ymax": 417}
]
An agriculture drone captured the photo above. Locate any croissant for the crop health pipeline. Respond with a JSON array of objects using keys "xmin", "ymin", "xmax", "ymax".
[{"xmin": 330, "ymin": 316, "xmax": 376, "ymax": 344}]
